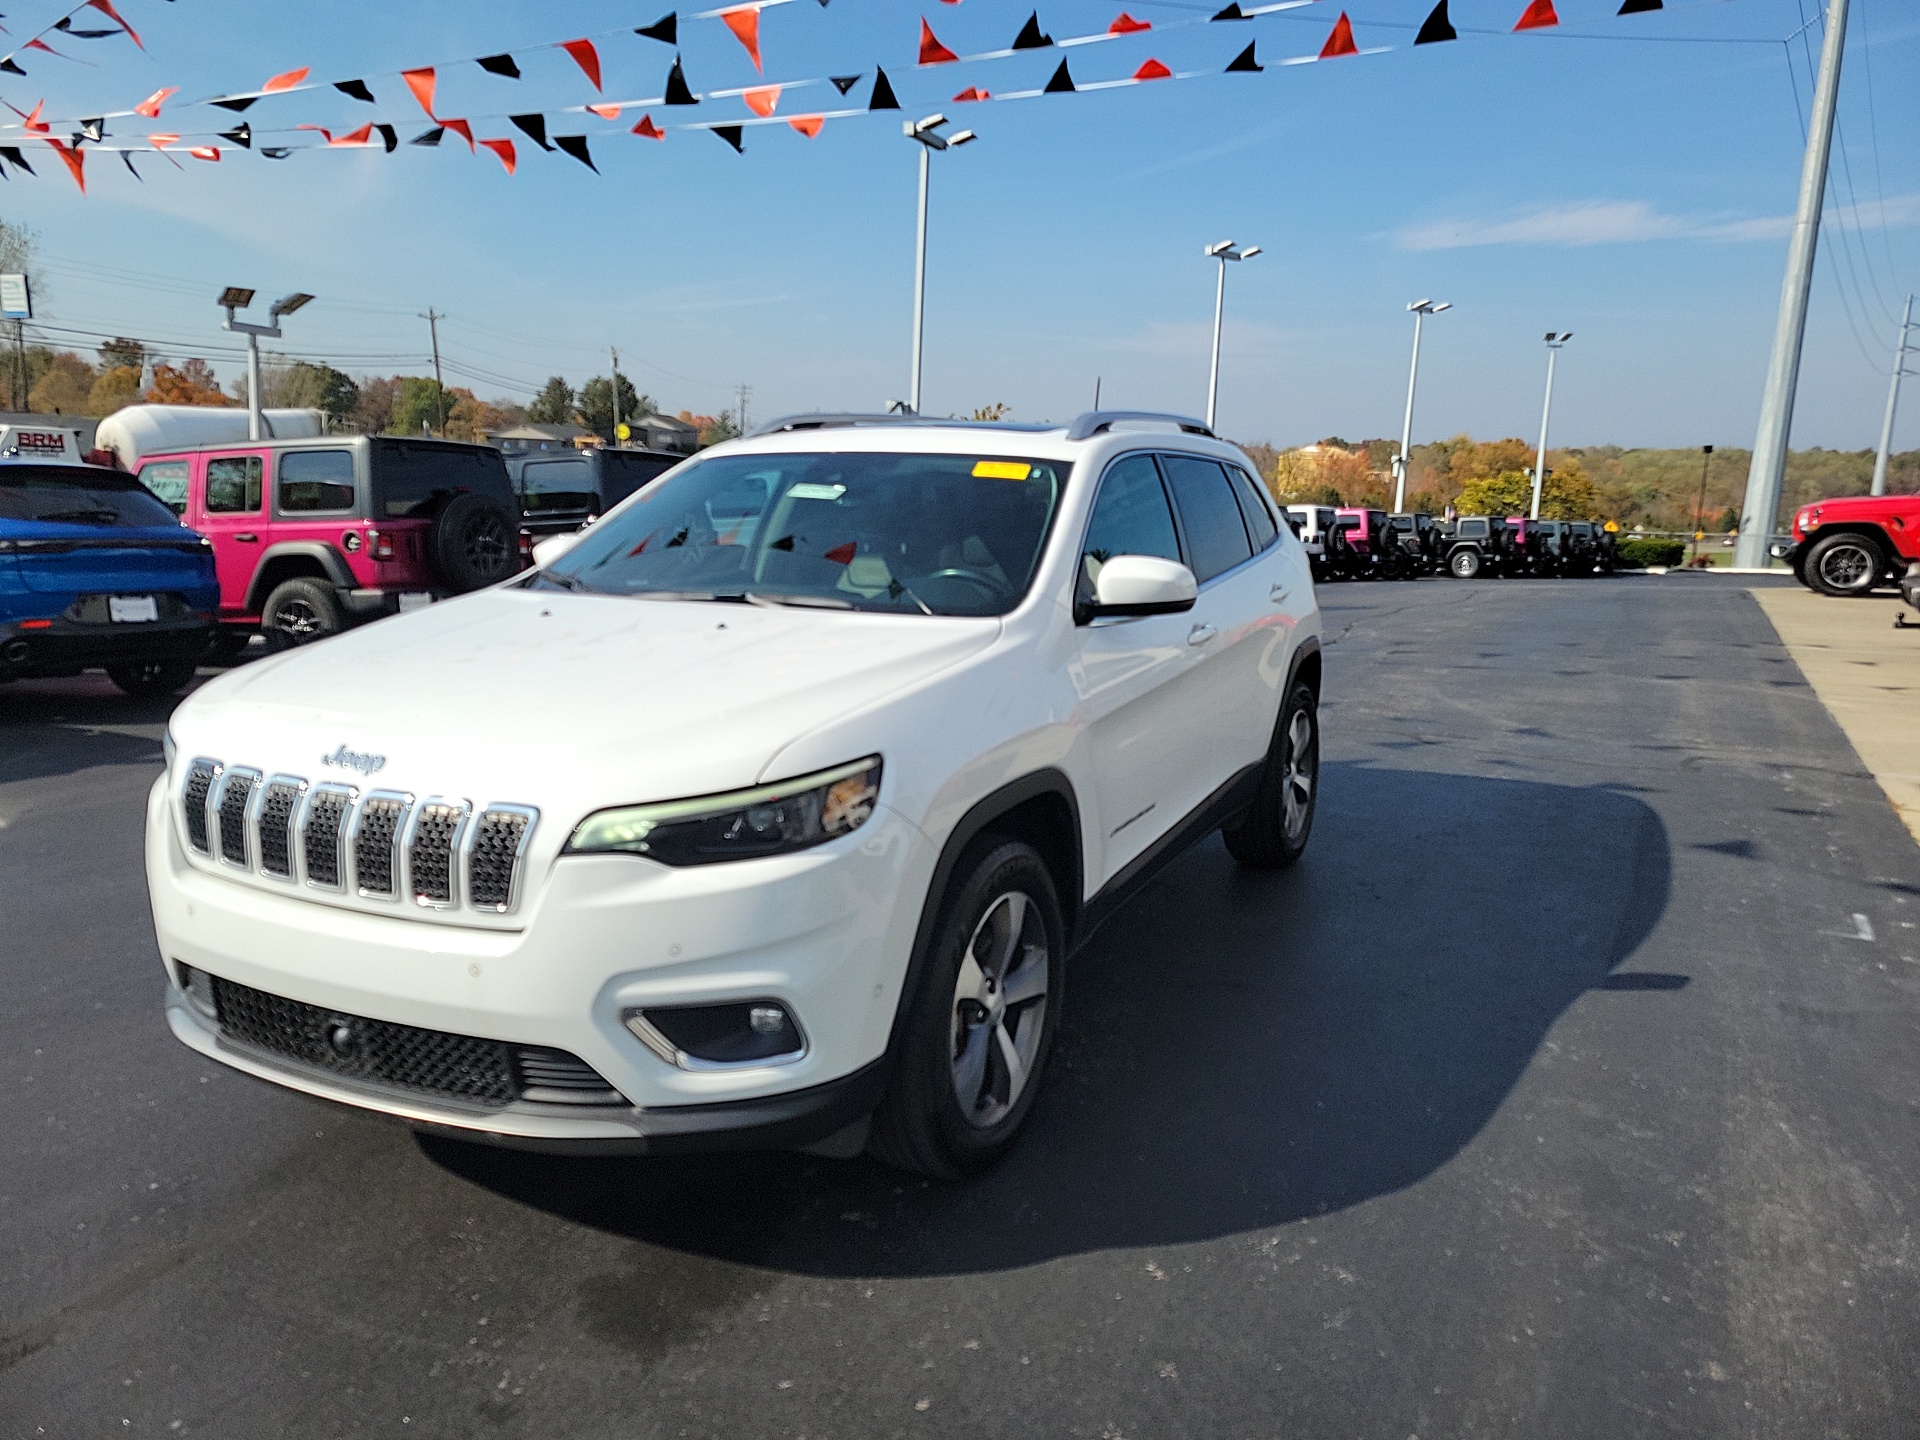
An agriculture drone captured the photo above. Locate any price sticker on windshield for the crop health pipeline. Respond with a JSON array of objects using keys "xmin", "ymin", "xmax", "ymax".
[{"xmin": 972, "ymin": 460, "xmax": 1031, "ymax": 481}]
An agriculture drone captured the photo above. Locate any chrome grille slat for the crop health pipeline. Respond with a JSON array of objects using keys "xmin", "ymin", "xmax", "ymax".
[
  {"xmin": 300, "ymin": 784, "xmax": 354, "ymax": 890},
  {"xmin": 405, "ymin": 800, "xmax": 468, "ymax": 907},
  {"xmin": 351, "ymin": 793, "xmax": 411, "ymax": 899},
  {"xmin": 255, "ymin": 779, "xmax": 306, "ymax": 879},
  {"xmin": 467, "ymin": 806, "xmax": 535, "ymax": 912},
  {"xmin": 182, "ymin": 759, "xmax": 219, "ymax": 854},
  {"xmin": 215, "ymin": 769, "xmax": 260, "ymax": 868}
]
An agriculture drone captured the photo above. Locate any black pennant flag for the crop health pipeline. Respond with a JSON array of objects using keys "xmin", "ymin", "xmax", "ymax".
[
  {"xmin": 1414, "ymin": 0, "xmax": 1457, "ymax": 42},
  {"xmin": 1012, "ymin": 12, "xmax": 1053, "ymax": 49},
  {"xmin": 261, "ymin": 147, "xmax": 292, "ymax": 159},
  {"xmin": 210, "ymin": 95, "xmax": 257, "ymax": 112},
  {"xmin": 868, "ymin": 66, "xmax": 900, "ymax": 111},
  {"xmin": 334, "ymin": 79, "xmax": 376, "ymax": 103},
  {"xmin": 1617, "ymin": 0, "xmax": 1662, "ymax": 11},
  {"xmin": 376, "ymin": 123, "xmax": 397, "ymax": 152},
  {"xmin": 0, "ymin": 59, "xmax": 27, "ymax": 76},
  {"xmin": 829, "ymin": 73, "xmax": 861, "ymax": 95},
  {"xmin": 1211, "ymin": 3, "xmax": 1247, "ymax": 19},
  {"xmin": 636, "ymin": 12, "xmax": 678, "ymax": 44},
  {"xmin": 1044, "ymin": 59, "xmax": 1074, "ymax": 93},
  {"xmin": 219, "ymin": 122, "xmax": 252, "ymax": 148},
  {"xmin": 711, "ymin": 124, "xmax": 743, "ymax": 153},
  {"xmin": 79, "ymin": 117, "xmax": 105, "ymax": 141},
  {"xmin": 0, "ymin": 146, "xmax": 33, "ymax": 173},
  {"xmin": 509, "ymin": 113, "xmax": 553, "ymax": 150},
  {"xmin": 664, "ymin": 56, "xmax": 697, "ymax": 105},
  {"xmin": 1225, "ymin": 41, "xmax": 1261, "ymax": 72},
  {"xmin": 554, "ymin": 134, "xmax": 597, "ymax": 172},
  {"xmin": 476, "ymin": 53, "xmax": 521, "ymax": 79},
  {"xmin": 121, "ymin": 151, "xmax": 142, "ymax": 180},
  {"xmin": 411, "ymin": 127, "xmax": 445, "ymax": 146}
]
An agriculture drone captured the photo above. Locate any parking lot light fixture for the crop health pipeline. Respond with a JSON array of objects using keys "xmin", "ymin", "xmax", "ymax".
[
  {"xmin": 903, "ymin": 114, "xmax": 976, "ymax": 415},
  {"xmin": 1204, "ymin": 241, "xmax": 1259, "ymax": 432},
  {"xmin": 1530, "ymin": 331, "xmax": 1572, "ymax": 521},
  {"xmin": 1393, "ymin": 299, "xmax": 1451, "ymax": 512},
  {"xmin": 220, "ymin": 287, "xmax": 312, "ymax": 441}
]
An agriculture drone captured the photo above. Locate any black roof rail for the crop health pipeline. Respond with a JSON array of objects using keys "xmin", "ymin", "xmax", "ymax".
[
  {"xmin": 746, "ymin": 412, "xmax": 914, "ymax": 438},
  {"xmin": 1064, "ymin": 410, "xmax": 1216, "ymax": 442}
]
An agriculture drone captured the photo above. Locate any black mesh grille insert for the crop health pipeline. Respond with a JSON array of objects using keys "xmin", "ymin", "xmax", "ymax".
[
  {"xmin": 217, "ymin": 773, "xmax": 257, "ymax": 864},
  {"xmin": 468, "ymin": 810, "xmax": 530, "ymax": 910},
  {"xmin": 257, "ymin": 782, "xmax": 302, "ymax": 878},
  {"xmin": 209, "ymin": 976, "xmax": 623, "ymax": 1107},
  {"xmin": 408, "ymin": 803, "xmax": 465, "ymax": 904},
  {"xmin": 302, "ymin": 788, "xmax": 350, "ymax": 888},
  {"xmin": 183, "ymin": 762, "xmax": 216, "ymax": 853},
  {"xmin": 353, "ymin": 797, "xmax": 406, "ymax": 896}
]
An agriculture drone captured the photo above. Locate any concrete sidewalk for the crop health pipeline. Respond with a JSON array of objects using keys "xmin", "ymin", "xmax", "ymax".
[{"xmin": 1751, "ymin": 585, "xmax": 1920, "ymax": 846}]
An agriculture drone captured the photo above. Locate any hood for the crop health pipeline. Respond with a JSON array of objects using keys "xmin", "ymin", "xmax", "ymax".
[{"xmin": 173, "ymin": 586, "xmax": 997, "ymax": 819}]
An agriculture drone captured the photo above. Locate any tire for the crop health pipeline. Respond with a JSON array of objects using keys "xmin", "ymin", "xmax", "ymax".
[
  {"xmin": 1222, "ymin": 680, "xmax": 1319, "ymax": 870},
  {"xmin": 261, "ymin": 577, "xmax": 344, "ymax": 649},
  {"xmin": 104, "ymin": 658, "xmax": 198, "ymax": 697},
  {"xmin": 1449, "ymin": 548, "xmax": 1483, "ymax": 580},
  {"xmin": 869, "ymin": 838, "xmax": 1065, "ymax": 1179},
  {"xmin": 1803, "ymin": 531, "xmax": 1886, "ymax": 597},
  {"xmin": 431, "ymin": 493, "xmax": 518, "ymax": 593}
]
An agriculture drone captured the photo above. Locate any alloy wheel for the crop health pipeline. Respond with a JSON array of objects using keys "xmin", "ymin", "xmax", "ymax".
[
  {"xmin": 1282, "ymin": 706, "xmax": 1316, "ymax": 841},
  {"xmin": 271, "ymin": 597, "xmax": 323, "ymax": 639},
  {"xmin": 950, "ymin": 890, "xmax": 1049, "ymax": 1128},
  {"xmin": 1817, "ymin": 542, "xmax": 1875, "ymax": 591}
]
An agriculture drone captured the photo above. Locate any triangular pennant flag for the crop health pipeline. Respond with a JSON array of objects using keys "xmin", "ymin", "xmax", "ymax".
[
  {"xmin": 219, "ymin": 122, "xmax": 251, "ymax": 148},
  {"xmin": 1319, "ymin": 12, "xmax": 1359, "ymax": 57},
  {"xmin": 147, "ymin": 132, "xmax": 179, "ymax": 147},
  {"xmin": 0, "ymin": 61, "xmax": 26, "ymax": 77},
  {"xmin": 59, "ymin": 24, "xmax": 127, "ymax": 39},
  {"xmin": 335, "ymin": 79, "xmax": 376, "ymax": 103},
  {"xmin": 1415, "ymin": 0, "xmax": 1457, "ymax": 43},
  {"xmin": 477, "ymin": 53, "xmax": 521, "ymax": 79},
  {"xmin": 210, "ymin": 96, "xmax": 257, "ymax": 112},
  {"xmin": 1044, "ymin": 59, "xmax": 1074, "ymax": 93},
  {"xmin": 21, "ymin": 100, "xmax": 50, "ymax": 133},
  {"xmin": 1513, "ymin": 0, "xmax": 1558, "ymax": 29},
  {"xmin": 918, "ymin": 19, "xmax": 958, "ymax": 65},
  {"xmin": 401, "ymin": 68, "xmax": 437, "ymax": 119},
  {"xmin": 262, "ymin": 66, "xmax": 310, "ymax": 93},
  {"xmin": 1225, "ymin": 41, "xmax": 1261, "ymax": 71},
  {"xmin": 299, "ymin": 123, "xmax": 374, "ymax": 146},
  {"xmin": 1109, "ymin": 12, "xmax": 1151, "ymax": 34},
  {"xmin": 830, "ymin": 73, "xmax": 861, "ymax": 94},
  {"xmin": 134, "ymin": 86, "xmax": 177, "ymax": 118},
  {"xmin": 1212, "ymin": 2, "xmax": 1246, "ymax": 18},
  {"xmin": 869, "ymin": 67, "xmax": 900, "ymax": 110},
  {"xmin": 554, "ymin": 134, "xmax": 597, "ymax": 171},
  {"xmin": 47, "ymin": 137, "xmax": 85, "ymax": 193},
  {"xmin": 636, "ymin": 13, "xmax": 678, "ymax": 44},
  {"xmin": 441, "ymin": 117, "xmax": 475, "ymax": 151},
  {"xmin": 788, "ymin": 114, "xmax": 823, "ymax": 137},
  {"xmin": 1132, "ymin": 57, "xmax": 1171, "ymax": 80},
  {"xmin": 665, "ymin": 56, "xmax": 697, "ymax": 105},
  {"xmin": 120, "ymin": 150, "xmax": 140, "ymax": 180},
  {"xmin": 26, "ymin": 39, "xmax": 72, "ymax": 59},
  {"xmin": 712, "ymin": 124, "xmax": 744, "ymax": 153},
  {"xmin": 86, "ymin": 0, "xmax": 142, "ymax": 48},
  {"xmin": 1012, "ymin": 12, "xmax": 1052, "ymax": 49},
  {"xmin": 376, "ymin": 123, "xmax": 397, "ymax": 152},
  {"xmin": 1617, "ymin": 0, "xmax": 1661, "ymax": 11},
  {"xmin": 561, "ymin": 39, "xmax": 603, "ymax": 90},
  {"xmin": 510, "ymin": 113, "xmax": 553, "ymax": 150},
  {"xmin": 410, "ymin": 127, "xmax": 444, "ymax": 146},
  {"xmin": 261, "ymin": 147, "xmax": 293, "ymax": 159},
  {"xmin": 189, "ymin": 146, "xmax": 220, "ymax": 161},
  {"xmin": 952, "ymin": 86, "xmax": 989, "ymax": 102},
  {"xmin": 0, "ymin": 146, "xmax": 32, "ymax": 173},
  {"xmin": 479, "ymin": 138, "xmax": 517, "ymax": 173},
  {"xmin": 742, "ymin": 85, "xmax": 781, "ymax": 117},
  {"xmin": 631, "ymin": 113, "xmax": 665, "ymax": 139},
  {"xmin": 586, "ymin": 103, "xmax": 623, "ymax": 119},
  {"xmin": 720, "ymin": 7, "xmax": 764, "ymax": 73},
  {"xmin": 79, "ymin": 117, "xmax": 105, "ymax": 141}
]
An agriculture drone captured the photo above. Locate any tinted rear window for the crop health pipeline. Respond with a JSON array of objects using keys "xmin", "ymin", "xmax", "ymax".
[
  {"xmin": 0, "ymin": 465, "xmax": 179, "ymax": 527},
  {"xmin": 371, "ymin": 440, "xmax": 511, "ymax": 518},
  {"xmin": 278, "ymin": 449, "xmax": 357, "ymax": 512},
  {"xmin": 600, "ymin": 450, "xmax": 677, "ymax": 505},
  {"xmin": 1227, "ymin": 467, "xmax": 1279, "ymax": 551},
  {"xmin": 1160, "ymin": 455, "xmax": 1252, "ymax": 583}
]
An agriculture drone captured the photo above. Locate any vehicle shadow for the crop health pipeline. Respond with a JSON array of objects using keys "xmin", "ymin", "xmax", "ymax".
[
  {"xmin": 421, "ymin": 760, "xmax": 1673, "ymax": 1276},
  {"xmin": 0, "ymin": 676, "xmax": 181, "ymax": 784}
]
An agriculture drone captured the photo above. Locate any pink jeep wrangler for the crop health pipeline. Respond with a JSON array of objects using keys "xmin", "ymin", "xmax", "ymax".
[{"xmin": 131, "ymin": 435, "xmax": 519, "ymax": 650}]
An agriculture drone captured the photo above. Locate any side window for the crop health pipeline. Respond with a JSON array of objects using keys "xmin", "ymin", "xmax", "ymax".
[
  {"xmin": 277, "ymin": 449, "xmax": 357, "ymax": 513},
  {"xmin": 138, "ymin": 460, "xmax": 190, "ymax": 515},
  {"xmin": 204, "ymin": 456, "xmax": 262, "ymax": 514},
  {"xmin": 1227, "ymin": 466, "xmax": 1279, "ymax": 552},
  {"xmin": 1159, "ymin": 455, "xmax": 1252, "ymax": 583},
  {"xmin": 1081, "ymin": 454, "xmax": 1182, "ymax": 598}
]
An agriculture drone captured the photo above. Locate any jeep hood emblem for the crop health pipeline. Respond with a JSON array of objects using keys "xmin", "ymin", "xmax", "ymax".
[{"xmin": 322, "ymin": 745, "xmax": 387, "ymax": 776}]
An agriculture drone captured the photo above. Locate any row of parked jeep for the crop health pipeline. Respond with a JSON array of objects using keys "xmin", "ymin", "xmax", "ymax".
[{"xmin": 1283, "ymin": 506, "xmax": 1620, "ymax": 583}]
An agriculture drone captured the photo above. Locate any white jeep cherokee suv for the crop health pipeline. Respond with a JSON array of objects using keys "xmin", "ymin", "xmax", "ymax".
[{"xmin": 148, "ymin": 411, "xmax": 1322, "ymax": 1177}]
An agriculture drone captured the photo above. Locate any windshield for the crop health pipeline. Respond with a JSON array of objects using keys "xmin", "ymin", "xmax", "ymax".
[
  {"xmin": 542, "ymin": 451, "xmax": 1068, "ymax": 617},
  {"xmin": 0, "ymin": 465, "xmax": 180, "ymax": 527}
]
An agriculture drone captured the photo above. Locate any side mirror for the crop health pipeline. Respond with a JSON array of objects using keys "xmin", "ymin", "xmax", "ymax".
[
  {"xmin": 1086, "ymin": 554, "xmax": 1198, "ymax": 620},
  {"xmin": 531, "ymin": 530, "xmax": 583, "ymax": 568}
]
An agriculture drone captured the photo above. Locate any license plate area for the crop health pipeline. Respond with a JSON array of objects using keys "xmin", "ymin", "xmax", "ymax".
[{"xmin": 109, "ymin": 595, "xmax": 160, "ymax": 623}]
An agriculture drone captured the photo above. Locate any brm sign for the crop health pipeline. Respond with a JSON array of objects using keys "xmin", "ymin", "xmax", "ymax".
[{"xmin": 0, "ymin": 424, "xmax": 83, "ymax": 464}]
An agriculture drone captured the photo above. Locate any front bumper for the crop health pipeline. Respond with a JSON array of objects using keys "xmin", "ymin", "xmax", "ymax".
[{"xmin": 1, "ymin": 614, "xmax": 215, "ymax": 678}]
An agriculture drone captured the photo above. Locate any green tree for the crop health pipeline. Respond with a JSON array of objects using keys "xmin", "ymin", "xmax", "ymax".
[
  {"xmin": 696, "ymin": 412, "xmax": 739, "ymax": 448},
  {"xmin": 527, "ymin": 376, "xmax": 574, "ymax": 424},
  {"xmin": 390, "ymin": 376, "xmax": 453, "ymax": 436},
  {"xmin": 1454, "ymin": 459, "xmax": 1602, "ymax": 520},
  {"xmin": 266, "ymin": 361, "xmax": 359, "ymax": 419},
  {"xmin": 97, "ymin": 337, "xmax": 147, "ymax": 372},
  {"xmin": 575, "ymin": 373, "xmax": 645, "ymax": 441}
]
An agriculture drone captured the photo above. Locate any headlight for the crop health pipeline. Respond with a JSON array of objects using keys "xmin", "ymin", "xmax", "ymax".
[{"xmin": 566, "ymin": 756, "xmax": 882, "ymax": 866}]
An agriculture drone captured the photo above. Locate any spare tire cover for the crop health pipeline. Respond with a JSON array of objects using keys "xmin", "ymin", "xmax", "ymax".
[{"xmin": 432, "ymin": 492, "xmax": 517, "ymax": 593}]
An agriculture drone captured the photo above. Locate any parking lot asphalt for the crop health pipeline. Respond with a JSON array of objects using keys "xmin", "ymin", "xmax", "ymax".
[{"xmin": 4, "ymin": 576, "xmax": 1918, "ymax": 1439}]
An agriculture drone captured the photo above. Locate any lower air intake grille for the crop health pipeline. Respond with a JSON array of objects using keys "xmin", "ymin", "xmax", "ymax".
[
  {"xmin": 353, "ymin": 796, "xmax": 407, "ymax": 896},
  {"xmin": 301, "ymin": 788, "xmax": 350, "ymax": 888},
  {"xmin": 209, "ymin": 976, "xmax": 624, "ymax": 1108},
  {"xmin": 257, "ymin": 781, "xmax": 303, "ymax": 878},
  {"xmin": 468, "ymin": 809, "xmax": 530, "ymax": 910},
  {"xmin": 182, "ymin": 761, "xmax": 217, "ymax": 854}
]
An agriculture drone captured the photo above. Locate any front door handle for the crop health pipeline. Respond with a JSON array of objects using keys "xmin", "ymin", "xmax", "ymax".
[
  {"xmin": 233, "ymin": 533, "xmax": 259, "ymax": 543},
  {"xmin": 1187, "ymin": 623, "xmax": 1217, "ymax": 647}
]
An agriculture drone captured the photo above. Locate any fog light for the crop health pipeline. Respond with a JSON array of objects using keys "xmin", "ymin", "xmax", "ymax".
[
  {"xmin": 623, "ymin": 1001, "xmax": 804, "ymax": 1069},
  {"xmin": 176, "ymin": 962, "xmax": 217, "ymax": 1021}
]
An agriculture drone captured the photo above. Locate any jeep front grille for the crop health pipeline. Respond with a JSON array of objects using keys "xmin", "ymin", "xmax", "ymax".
[{"xmin": 177, "ymin": 760, "xmax": 536, "ymax": 917}]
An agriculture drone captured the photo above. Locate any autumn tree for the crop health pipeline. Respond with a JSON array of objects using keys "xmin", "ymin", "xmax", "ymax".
[
  {"xmin": 148, "ymin": 360, "xmax": 230, "ymax": 406},
  {"xmin": 1454, "ymin": 457, "xmax": 1601, "ymax": 520},
  {"xmin": 28, "ymin": 351, "xmax": 94, "ymax": 414},
  {"xmin": 444, "ymin": 390, "xmax": 520, "ymax": 443}
]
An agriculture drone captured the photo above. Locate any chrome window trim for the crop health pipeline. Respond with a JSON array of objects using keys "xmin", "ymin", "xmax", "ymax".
[
  {"xmin": 297, "ymin": 781, "xmax": 358, "ymax": 893},
  {"xmin": 348, "ymin": 790, "xmax": 415, "ymax": 901},
  {"xmin": 211, "ymin": 767, "xmax": 262, "ymax": 871},
  {"xmin": 401, "ymin": 796, "xmax": 471, "ymax": 911},
  {"xmin": 462, "ymin": 803, "xmax": 539, "ymax": 915},
  {"xmin": 250, "ymin": 774, "xmax": 309, "ymax": 883},
  {"xmin": 181, "ymin": 757, "xmax": 223, "ymax": 856}
]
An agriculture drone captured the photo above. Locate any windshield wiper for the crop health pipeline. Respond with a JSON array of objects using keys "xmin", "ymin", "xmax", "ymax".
[
  {"xmin": 536, "ymin": 568, "xmax": 584, "ymax": 591},
  {"xmin": 886, "ymin": 580, "xmax": 934, "ymax": 616},
  {"xmin": 743, "ymin": 591, "xmax": 852, "ymax": 611}
]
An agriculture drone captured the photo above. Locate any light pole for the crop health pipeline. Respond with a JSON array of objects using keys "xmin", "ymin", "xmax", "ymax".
[
  {"xmin": 1529, "ymin": 331, "xmax": 1572, "ymax": 521},
  {"xmin": 903, "ymin": 114, "xmax": 975, "ymax": 415},
  {"xmin": 1871, "ymin": 293, "xmax": 1913, "ymax": 497},
  {"xmin": 1689, "ymin": 444, "xmax": 1714, "ymax": 566},
  {"xmin": 220, "ymin": 287, "xmax": 313, "ymax": 440},
  {"xmin": 1393, "ymin": 298, "xmax": 1450, "ymax": 512},
  {"xmin": 1204, "ymin": 240, "xmax": 1260, "ymax": 432}
]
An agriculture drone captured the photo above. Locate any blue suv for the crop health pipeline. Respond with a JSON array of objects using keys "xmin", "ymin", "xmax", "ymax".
[{"xmin": 1, "ymin": 461, "xmax": 220, "ymax": 696}]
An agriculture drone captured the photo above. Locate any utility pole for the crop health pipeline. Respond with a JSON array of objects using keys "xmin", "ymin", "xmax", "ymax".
[
  {"xmin": 1736, "ymin": 0, "xmax": 1849, "ymax": 568},
  {"xmin": 1689, "ymin": 445, "xmax": 1715, "ymax": 566},
  {"xmin": 420, "ymin": 308, "xmax": 446, "ymax": 437},
  {"xmin": 1530, "ymin": 333, "xmax": 1571, "ymax": 521},
  {"xmin": 735, "ymin": 383, "xmax": 752, "ymax": 436},
  {"xmin": 1871, "ymin": 293, "xmax": 1914, "ymax": 496},
  {"xmin": 610, "ymin": 345, "xmax": 622, "ymax": 446}
]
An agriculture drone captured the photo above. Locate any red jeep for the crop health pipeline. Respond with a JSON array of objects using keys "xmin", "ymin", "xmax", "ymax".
[
  {"xmin": 130, "ymin": 435, "xmax": 519, "ymax": 649},
  {"xmin": 1787, "ymin": 493, "xmax": 1920, "ymax": 597}
]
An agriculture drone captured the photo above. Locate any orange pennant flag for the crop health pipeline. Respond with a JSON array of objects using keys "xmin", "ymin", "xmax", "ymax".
[
  {"xmin": 46, "ymin": 137, "xmax": 86, "ymax": 193},
  {"xmin": 189, "ymin": 146, "xmax": 221, "ymax": 161},
  {"xmin": 1513, "ymin": 0, "xmax": 1558, "ymax": 29},
  {"xmin": 918, "ymin": 18, "xmax": 959, "ymax": 65},
  {"xmin": 441, "ymin": 117, "xmax": 475, "ymax": 151},
  {"xmin": 952, "ymin": 86, "xmax": 989, "ymax": 102},
  {"xmin": 401, "ymin": 68, "xmax": 437, "ymax": 119},
  {"xmin": 1109, "ymin": 12, "xmax": 1151, "ymax": 33},
  {"xmin": 147, "ymin": 132, "xmax": 179, "ymax": 147},
  {"xmin": 742, "ymin": 85, "xmax": 781, "ymax": 117},
  {"xmin": 22, "ymin": 100, "xmax": 50, "ymax": 133},
  {"xmin": 134, "ymin": 86, "xmax": 178, "ymax": 118},
  {"xmin": 479, "ymin": 137, "xmax": 517, "ymax": 173},
  {"xmin": 787, "ymin": 114, "xmax": 823, "ymax": 137},
  {"xmin": 1132, "ymin": 58, "xmax": 1171, "ymax": 80},
  {"xmin": 87, "ymin": 0, "xmax": 143, "ymax": 48},
  {"xmin": 261, "ymin": 66, "xmax": 310, "ymax": 93},
  {"xmin": 586, "ymin": 103, "xmax": 623, "ymax": 120},
  {"xmin": 631, "ymin": 113, "xmax": 665, "ymax": 139},
  {"xmin": 1318, "ymin": 12, "xmax": 1359, "ymax": 57},
  {"xmin": 719, "ymin": 6, "xmax": 764, "ymax": 72},
  {"xmin": 561, "ymin": 38, "xmax": 603, "ymax": 89}
]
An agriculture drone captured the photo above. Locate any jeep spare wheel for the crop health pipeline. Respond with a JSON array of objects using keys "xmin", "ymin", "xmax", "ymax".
[{"xmin": 431, "ymin": 493, "xmax": 517, "ymax": 593}]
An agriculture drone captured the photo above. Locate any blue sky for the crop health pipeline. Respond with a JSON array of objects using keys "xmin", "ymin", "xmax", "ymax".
[{"xmin": 3, "ymin": 0, "xmax": 1916, "ymax": 451}]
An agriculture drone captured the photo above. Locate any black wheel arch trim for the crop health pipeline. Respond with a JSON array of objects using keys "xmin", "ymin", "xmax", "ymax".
[{"xmin": 244, "ymin": 543, "xmax": 356, "ymax": 613}]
